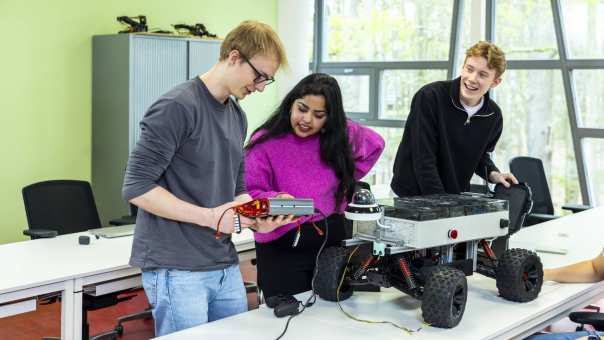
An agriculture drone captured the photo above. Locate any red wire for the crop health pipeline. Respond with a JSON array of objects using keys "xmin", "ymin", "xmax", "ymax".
[
  {"xmin": 361, "ymin": 255, "xmax": 374, "ymax": 270},
  {"xmin": 214, "ymin": 207, "xmax": 234, "ymax": 239}
]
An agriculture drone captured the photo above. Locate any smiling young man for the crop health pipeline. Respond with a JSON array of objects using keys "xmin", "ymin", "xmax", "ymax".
[
  {"xmin": 391, "ymin": 41, "xmax": 518, "ymax": 197},
  {"xmin": 122, "ymin": 21, "xmax": 295, "ymax": 336}
]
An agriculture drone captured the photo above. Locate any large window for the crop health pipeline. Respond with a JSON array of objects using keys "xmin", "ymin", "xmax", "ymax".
[
  {"xmin": 583, "ymin": 139, "xmax": 604, "ymax": 206},
  {"xmin": 312, "ymin": 0, "xmax": 604, "ymax": 209},
  {"xmin": 574, "ymin": 70, "xmax": 604, "ymax": 128},
  {"xmin": 323, "ymin": 0, "xmax": 453, "ymax": 62},
  {"xmin": 332, "ymin": 73, "xmax": 370, "ymax": 113},
  {"xmin": 495, "ymin": 0, "xmax": 559, "ymax": 59},
  {"xmin": 561, "ymin": 0, "xmax": 604, "ymax": 59},
  {"xmin": 456, "ymin": 0, "xmax": 475, "ymax": 68},
  {"xmin": 380, "ymin": 70, "xmax": 447, "ymax": 120},
  {"xmin": 315, "ymin": 0, "xmax": 457, "ymax": 124},
  {"xmin": 313, "ymin": 0, "xmax": 459, "ymax": 196},
  {"xmin": 362, "ymin": 127, "xmax": 404, "ymax": 198},
  {"xmin": 496, "ymin": 70, "xmax": 580, "ymax": 208}
]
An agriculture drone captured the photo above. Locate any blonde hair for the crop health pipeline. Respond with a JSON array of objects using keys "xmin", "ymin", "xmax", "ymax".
[
  {"xmin": 465, "ymin": 41, "xmax": 507, "ymax": 78},
  {"xmin": 220, "ymin": 20, "xmax": 288, "ymax": 67}
]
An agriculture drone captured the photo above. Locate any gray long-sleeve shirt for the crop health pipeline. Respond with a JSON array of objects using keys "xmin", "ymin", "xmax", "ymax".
[{"xmin": 122, "ymin": 77, "xmax": 247, "ymax": 271}]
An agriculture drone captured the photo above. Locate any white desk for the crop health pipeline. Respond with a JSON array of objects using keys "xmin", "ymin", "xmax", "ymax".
[
  {"xmin": 156, "ymin": 207, "xmax": 604, "ymax": 340},
  {"xmin": 0, "ymin": 227, "xmax": 255, "ymax": 340}
]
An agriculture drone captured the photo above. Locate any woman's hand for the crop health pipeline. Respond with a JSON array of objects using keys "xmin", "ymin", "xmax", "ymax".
[
  {"xmin": 242, "ymin": 193, "xmax": 298, "ymax": 232},
  {"xmin": 253, "ymin": 214, "xmax": 298, "ymax": 233}
]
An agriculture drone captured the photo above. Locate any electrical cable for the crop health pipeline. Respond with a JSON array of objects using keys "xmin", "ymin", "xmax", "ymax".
[
  {"xmin": 335, "ymin": 247, "xmax": 425, "ymax": 334},
  {"xmin": 275, "ymin": 208, "xmax": 424, "ymax": 338},
  {"xmin": 275, "ymin": 209, "xmax": 329, "ymax": 340},
  {"xmin": 214, "ymin": 207, "xmax": 234, "ymax": 239}
]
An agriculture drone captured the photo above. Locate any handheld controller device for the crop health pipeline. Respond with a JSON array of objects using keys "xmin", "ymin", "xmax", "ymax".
[
  {"xmin": 266, "ymin": 294, "xmax": 301, "ymax": 318},
  {"xmin": 216, "ymin": 198, "xmax": 315, "ymax": 237},
  {"xmin": 235, "ymin": 198, "xmax": 314, "ymax": 218}
]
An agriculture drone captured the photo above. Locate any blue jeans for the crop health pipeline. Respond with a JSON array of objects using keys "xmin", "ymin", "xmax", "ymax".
[
  {"xmin": 526, "ymin": 330, "xmax": 604, "ymax": 340},
  {"xmin": 142, "ymin": 264, "xmax": 248, "ymax": 337}
]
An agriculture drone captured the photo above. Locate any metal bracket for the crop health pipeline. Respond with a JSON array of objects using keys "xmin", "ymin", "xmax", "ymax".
[{"xmin": 373, "ymin": 242, "xmax": 386, "ymax": 256}]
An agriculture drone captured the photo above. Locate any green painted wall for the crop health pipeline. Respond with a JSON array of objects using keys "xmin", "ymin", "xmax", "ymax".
[{"xmin": 0, "ymin": 0, "xmax": 279, "ymax": 244}]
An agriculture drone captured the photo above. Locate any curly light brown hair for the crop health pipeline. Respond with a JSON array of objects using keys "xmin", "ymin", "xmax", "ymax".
[{"xmin": 465, "ymin": 41, "xmax": 507, "ymax": 78}]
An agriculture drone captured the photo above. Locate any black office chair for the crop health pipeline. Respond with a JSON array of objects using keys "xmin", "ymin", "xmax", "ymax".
[
  {"xmin": 22, "ymin": 180, "xmax": 151, "ymax": 339},
  {"xmin": 488, "ymin": 183, "xmax": 534, "ymax": 259},
  {"xmin": 569, "ymin": 309, "xmax": 604, "ymax": 331},
  {"xmin": 509, "ymin": 156, "xmax": 591, "ymax": 226},
  {"xmin": 22, "ymin": 180, "xmax": 102, "ymax": 239}
]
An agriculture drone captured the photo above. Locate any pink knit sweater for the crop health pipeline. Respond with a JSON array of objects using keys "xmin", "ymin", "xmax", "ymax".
[{"xmin": 244, "ymin": 120, "xmax": 385, "ymax": 243}]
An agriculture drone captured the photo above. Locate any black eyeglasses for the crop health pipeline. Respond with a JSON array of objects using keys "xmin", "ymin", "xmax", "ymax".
[{"xmin": 240, "ymin": 52, "xmax": 275, "ymax": 86}]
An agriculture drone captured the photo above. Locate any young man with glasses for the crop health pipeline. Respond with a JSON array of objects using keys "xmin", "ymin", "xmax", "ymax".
[
  {"xmin": 391, "ymin": 41, "xmax": 518, "ymax": 197},
  {"xmin": 122, "ymin": 20, "xmax": 294, "ymax": 336},
  {"xmin": 240, "ymin": 52, "xmax": 276, "ymax": 86}
]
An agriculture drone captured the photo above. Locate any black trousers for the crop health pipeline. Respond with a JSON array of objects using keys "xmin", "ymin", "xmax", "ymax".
[{"xmin": 255, "ymin": 214, "xmax": 351, "ymax": 298}]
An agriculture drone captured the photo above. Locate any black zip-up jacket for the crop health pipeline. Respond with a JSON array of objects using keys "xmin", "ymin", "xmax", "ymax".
[{"xmin": 390, "ymin": 77, "xmax": 503, "ymax": 196}]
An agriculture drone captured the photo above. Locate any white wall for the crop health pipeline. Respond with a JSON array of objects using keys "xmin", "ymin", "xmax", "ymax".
[{"xmin": 277, "ymin": 0, "xmax": 313, "ymax": 98}]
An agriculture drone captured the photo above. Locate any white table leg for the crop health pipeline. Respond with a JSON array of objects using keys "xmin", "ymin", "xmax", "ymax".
[
  {"xmin": 73, "ymin": 278, "xmax": 84, "ymax": 340},
  {"xmin": 61, "ymin": 279, "xmax": 75, "ymax": 340}
]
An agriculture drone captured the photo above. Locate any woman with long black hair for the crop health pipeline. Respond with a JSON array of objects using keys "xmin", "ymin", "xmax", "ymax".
[{"xmin": 244, "ymin": 73, "xmax": 384, "ymax": 298}]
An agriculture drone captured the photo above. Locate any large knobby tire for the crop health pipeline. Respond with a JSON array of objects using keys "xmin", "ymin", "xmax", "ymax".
[
  {"xmin": 421, "ymin": 266, "xmax": 468, "ymax": 328},
  {"xmin": 315, "ymin": 246, "xmax": 353, "ymax": 302},
  {"xmin": 496, "ymin": 248, "xmax": 543, "ymax": 302}
]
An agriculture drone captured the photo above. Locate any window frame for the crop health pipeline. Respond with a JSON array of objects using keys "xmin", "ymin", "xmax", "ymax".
[{"xmin": 312, "ymin": 0, "xmax": 604, "ymax": 206}]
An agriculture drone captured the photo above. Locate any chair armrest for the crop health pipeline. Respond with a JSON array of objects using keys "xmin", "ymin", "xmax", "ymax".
[
  {"xmin": 524, "ymin": 213, "xmax": 559, "ymax": 226},
  {"xmin": 569, "ymin": 311, "xmax": 604, "ymax": 329},
  {"xmin": 23, "ymin": 228, "xmax": 58, "ymax": 239},
  {"xmin": 561, "ymin": 204, "xmax": 593, "ymax": 214}
]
